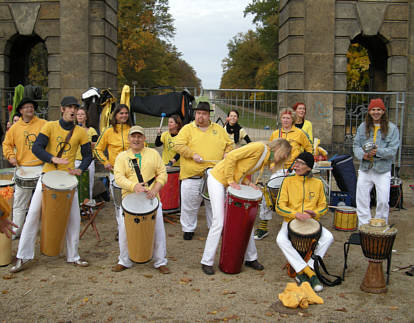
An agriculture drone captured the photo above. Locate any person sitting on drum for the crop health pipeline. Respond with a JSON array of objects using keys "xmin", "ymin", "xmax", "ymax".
[
  {"xmin": 224, "ymin": 109, "xmax": 251, "ymax": 148},
  {"xmin": 353, "ymin": 98, "xmax": 400, "ymax": 226},
  {"xmin": 113, "ymin": 126, "xmax": 169, "ymax": 274},
  {"xmin": 276, "ymin": 151, "xmax": 332, "ymax": 292},
  {"xmin": 255, "ymin": 107, "xmax": 313, "ymax": 240},
  {"xmin": 2, "ymin": 97, "xmax": 47, "ymax": 239},
  {"xmin": 10, "ymin": 96, "xmax": 93, "ymax": 273},
  {"xmin": 155, "ymin": 114, "xmax": 182, "ymax": 166},
  {"xmin": 200, "ymin": 139, "xmax": 292, "ymax": 275},
  {"xmin": 173, "ymin": 102, "xmax": 233, "ymax": 241}
]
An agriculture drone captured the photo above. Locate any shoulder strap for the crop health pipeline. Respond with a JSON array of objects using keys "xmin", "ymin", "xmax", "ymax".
[
  {"xmin": 57, "ymin": 127, "xmax": 75, "ymax": 158},
  {"xmin": 311, "ymin": 254, "xmax": 342, "ymax": 286},
  {"xmin": 131, "ymin": 158, "xmax": 156, "ymax": 186}
]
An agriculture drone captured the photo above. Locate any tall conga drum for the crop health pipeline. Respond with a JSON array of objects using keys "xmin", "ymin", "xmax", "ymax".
[
  {"xmin": 41, "ymin": 171, "xmax": 78, "ymax": 256},
  {"xmin": 76, "ymin": 169, "xmax": 90, "ymax": 205},
  {"xmin": 219, "ymin": 185, "xmax": 262, "ymax": 274},
  {"xmin": 360, "ymin": 221, "xmax": 397, "ymax": 294},
  {"xmin": 0, "ymin": 179, "xmax": 14, "ymax": 266},
  {"xmin": 122, "ymin": 192, "xmax": 158, "ymax": 263},
  {"xmin": 159, "ymin": 166, "xmax": 180, "ymax": 213}
]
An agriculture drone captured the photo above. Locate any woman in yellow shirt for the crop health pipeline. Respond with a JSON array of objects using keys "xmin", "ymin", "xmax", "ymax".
[
  {"xmin": 224, "ymin": 109, "xmax": 251, "ymax": 148},
  {"xmin": 75, "ymin": 108, "xmax": 98, "ymax": 201},
  {"xmin": 200, "ymin": 139, "xmax": 292, "ymax": 275},
  {"xmin": 155, "ymin": 114, "xmax": 182, "ymax": 166},
  {"xmin": 292, "ymin": 102, "xmax": 313, "ymax": 144}
]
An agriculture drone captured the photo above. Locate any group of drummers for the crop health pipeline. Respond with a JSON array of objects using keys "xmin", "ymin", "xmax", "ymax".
[{"xmin": 0, "ymin": 96, "xmax": 399, "ymax": 294}]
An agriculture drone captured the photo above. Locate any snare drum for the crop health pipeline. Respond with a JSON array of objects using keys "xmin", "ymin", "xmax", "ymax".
[
  {"xmin": 288, "ymin": 218, "xmax": 322, "ymax": 258},
  {"xmin": 200, "ymin": 168, "xmax": 212, "ymax": 200},
  {"xmin": 122, "ymin": 193, "xmax": 159, "ymax": 263},
  {"xmin": 0, "ymin": 168, "xmax": 15, "ymax": 181},
  {"xmin": 333, "ymin": 206, "xmax": 357, "ymax": 231},
  {"xmin": 159, "ymin": 166, "xmax": 180, "ymax": 213},
  {"xmin": 219, "ymin": 185, "xmax": 262, "ymax": 274},
  {"xmin": 112, "ymin": 181, "xmax": 122, "ymax": 208},
  {"xmin": 359, "ymin": 223, "xmax": 398, "ymax": 294},
  {"xmin": 0, "ymin": 179, "xmax": 14, "ymax": 266},
  {"xmin": 40, "ymin": 171, "xmax": 78, "ymax": 256},
  {"xmin": 76, "ymin": 169, "xmax": 90, "ymax": 205},
  {"xmin": 15, "ymin": 165, "xmax": 43, "ymax": 189}
]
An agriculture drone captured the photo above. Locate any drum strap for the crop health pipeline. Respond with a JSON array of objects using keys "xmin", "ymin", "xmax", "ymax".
[
  {"xmin": 131, "ymin": 159, "xmax": 155, "ymax": 187},
  {"xmin": 57, "ymin": 127, "xmax": 74, "ymax": 159},
  {"xmin": 311, "ymin": 254, "xmax": 342, "ymax": 286}
]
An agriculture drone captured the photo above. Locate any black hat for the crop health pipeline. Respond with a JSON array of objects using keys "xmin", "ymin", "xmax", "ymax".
[
  {"xmin": 17, "ymin": 97, "xmax": 38, "ymax": 112},
  {"xmin": 61, "ymin": 96, "xmax": 80, "ymax": 107},
  {"xmin": 193, "ymin": 101, "xmax": 213, "ymax": 112},
  {"xmin": 296, "ymin": 151, "xmax": 314, "ymax": 170}
]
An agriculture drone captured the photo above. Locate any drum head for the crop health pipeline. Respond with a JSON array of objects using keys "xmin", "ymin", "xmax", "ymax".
[
  {"xmin": 267, "ymin": 176, "xmax": 284, "ymax": 189},
  {"xmin": 16, "ymin": 166, "xmax": 43, "ymax": 179},
  {"xmin": 42, "ymin": 170, "xmax": 78, "ymax": 190},
  {"xmin": 228, "ymin": 185, "xmax": 262, "ymax": 201},
  {"xmin": 0, "ymin": 179, "xmax": 15, "ymax": 187},
  {"xmin": 289, "ymin": 218, "xmax": 321, "ymax": 235},
  {"xmin": 122, "ymin": 192, "xmax": 159, "ymax": 215}
]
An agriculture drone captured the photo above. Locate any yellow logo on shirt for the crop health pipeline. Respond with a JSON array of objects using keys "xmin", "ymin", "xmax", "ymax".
[
  {"xmin": 24, "ymin": 131, "xmax": 37, "ymax": 149},
  {"xmin": 56, "ymin": 136, "xmax": 71, "ymax": 155}
]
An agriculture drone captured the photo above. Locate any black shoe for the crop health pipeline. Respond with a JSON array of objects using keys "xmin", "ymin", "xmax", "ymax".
[
  {"xmin": 245, "ymin": 260, "xmax": 264, "ymax": 271},
  {"xmin": 201, "ymin": 264, "xmax": 215, "ymax": 275},
  {"xmin": 183, "ymin": 232, "xmax": 194, "ymax": 240}
]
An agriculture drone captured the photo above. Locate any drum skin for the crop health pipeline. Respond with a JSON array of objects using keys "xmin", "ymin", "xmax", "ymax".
[
  {"xmin": 122, "ymin": 193, "xmax": 158, "ymax": 263},
  {"xmin": 40, "ymin": 171, "xmax": 77, "ymax": 256},
  {"xmin": 219, "ymin": 185, "xmax": 262, "ymax": 274},
  {"xmin": 288, "ymin": 218, "xmax": 322, "ymax": 258},
  {"xmin": 159, "ymin": 167, "xmax": 180, "ymax": 213},
  {"xmin": 76, "ymin": 170, "xmax": 89, "ymax": 205},
  {"xmin": 334, "ymin": 206, "xmax": 357, "ymax": 231},
  {"xmin": 0, "ymin": 180, "xmax": 14, "ymax": 266}
]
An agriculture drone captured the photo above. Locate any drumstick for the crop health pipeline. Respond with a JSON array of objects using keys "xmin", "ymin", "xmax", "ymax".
[
  {"xmin": 158, "ymin": 113, "xmax": 166, "ymax": 132},
  {"xmin": 328, "ymin": 205, "xmax": 344, "ymax": 209}
]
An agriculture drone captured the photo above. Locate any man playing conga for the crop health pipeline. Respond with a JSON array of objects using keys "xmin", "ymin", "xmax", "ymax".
[
  {"xmin": 173, "ymin": 102, "xmax": 233, "ymax": 240},
  {"xmin": 112, "ymin": 126, "xmax": 169, "ymax": 273},
  {"xmin": 10, "ymin": 96, "xmax": 93, "ymax": 273},
  {"xmin": 2, "ymin": 97, "xmax": 46, "ymax": 238},
  {"xmin": 276, "ymin": 152, "xmax": 333, "ymax": 292}
]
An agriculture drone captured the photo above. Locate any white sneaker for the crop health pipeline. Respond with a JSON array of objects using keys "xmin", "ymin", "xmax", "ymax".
[{"xmin": 10, "ymin": 258, "xmax": 31, "ymax": 273}]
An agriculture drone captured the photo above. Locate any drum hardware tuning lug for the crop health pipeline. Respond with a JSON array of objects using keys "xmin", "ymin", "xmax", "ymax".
[
  {"xmin": 52, "ymin": 193, "xmax": 57, "ymax": 199},
  {"xmin": 67, "ymin": 193, "xmax": 71, "ymax": 199},
  {"xmin": 245, "ymin": 203, "xmax": 251, "ymax": 210},
  {"xmin": 134, "ymin": 218, "xmax": 140, "ymax": 224},
  {"xmin": 152, "ymin": 214, "xmax": 155, "ymax": 220},
  {"xmin": 229, "ymin": 197, "xmax": 233, "ymax": 204}
]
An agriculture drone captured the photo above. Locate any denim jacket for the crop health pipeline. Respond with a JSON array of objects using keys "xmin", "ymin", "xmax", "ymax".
[{"xmin": 353, "ymin": 122, "xmax": 399, "ymax": 174}]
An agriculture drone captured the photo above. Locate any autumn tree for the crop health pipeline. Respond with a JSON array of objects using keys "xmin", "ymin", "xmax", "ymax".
[{"xmin": 346, "ymin": 43, "xmax": 370, "ymax": 91}]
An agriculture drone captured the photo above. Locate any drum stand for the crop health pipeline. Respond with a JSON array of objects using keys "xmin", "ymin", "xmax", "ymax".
[
  {"xmin": 361, "ymin": 259, "xmax": 387, "ymax": 294},
  {"xmin": 80, "ymin": 200, "xmax": 105, "ymax": 242}
]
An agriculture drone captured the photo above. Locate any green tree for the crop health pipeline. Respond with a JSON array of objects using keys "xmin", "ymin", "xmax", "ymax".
[{"xmin": 346, "ymin": 43, "xmax": 370, "ymax": 91}]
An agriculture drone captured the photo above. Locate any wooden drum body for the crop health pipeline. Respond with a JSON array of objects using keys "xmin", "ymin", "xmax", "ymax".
[
  {"xmin": 0, "ymin": 179, "xmax": 14, "ymax": 266},
  {"xmin": 333, "ymin": 206, "xmax": 357, "ymax": 231},
  {"xmin": 359, "ymin": 224, "xmax": 397, "ymax": 294},
  {"xmin": 288, "ymin": 218, "xmax": 322, "ymax": 258},
  {"xmin": 219, "ymin": 185, "xmax": 262, "ymax": 274},
  {"xmin": 122, "ymin": 193, "xmax": 158, "ymax": 263},
  {"xmin": 159, "ymin": 166, "xmax": 180, "ymax": 213},
  {"xmin": 41, "ymin": 171, "xmax": 77, "ymax": 256}
]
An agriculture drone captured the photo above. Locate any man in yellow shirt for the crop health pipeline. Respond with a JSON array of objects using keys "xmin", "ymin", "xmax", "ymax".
[
  {"xmin": 276, "ymin": 152, "xmax": 332, "ymax": 292},
  {"xmin": 2, "ymin": 98, "xmax": 46, "ymax": 238},
  {"xmin": 10, "ymin": 96, "xmax": 93, "ymax": 273},
  {"xmin": 113, "ymin": 126, "xmax": 169, "ymax": 274},
  {"xmin": 173, "ymin": 102, "xmax": 233, "ymax": 240}
]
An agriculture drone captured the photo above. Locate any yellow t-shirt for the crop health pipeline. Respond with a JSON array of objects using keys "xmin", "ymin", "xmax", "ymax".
[
  {"xmin": 75, "ymin": 127, "xmax": 98, "ymax": 160},
  {"xmin": 225, "ymin": 126, "xmax": 248, "ymax": 148},
  {"xmin": 40, "ymin": 121, "xmax": 89, "ymax": 173},
  {"xmin": 160, "ymin": 131, "xmax": 180, "ymax": 166}
]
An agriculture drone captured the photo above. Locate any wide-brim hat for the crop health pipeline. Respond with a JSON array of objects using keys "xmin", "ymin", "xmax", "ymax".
[
  {"xmin": 193, "ymin": 101, "xmax": 213, "ymax": 112},
  {"xmin": 17, "ymin": 97, "xmax": 38, "ymax": 112}
]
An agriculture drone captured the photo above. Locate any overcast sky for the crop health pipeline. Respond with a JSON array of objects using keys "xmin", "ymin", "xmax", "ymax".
[{"xmin": 169, "ymin": 0, "xmax": 256, "ymax": 89}]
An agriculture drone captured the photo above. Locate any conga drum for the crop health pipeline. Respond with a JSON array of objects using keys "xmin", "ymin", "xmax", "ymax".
[
  {"xmin": 159, "ymin": 166, "xmax": 180, "ymax": 213},
  {"xmin": 360, "ymin": 222, "xmax": 397, "ymax": 294},
  {"xmin": 333, "ymin": 206, "xmax": 357, "ymax": 231},
  {"xmin": 112, "ymin": 181, "xmax": 122, "ymax": 208},
  {"xmin": 76, "ymin": 169, "xmax": 90, "ymax": 205},
  {"xmin": 122, "ymin": 192, "xmax": 159, "ymax": 263},
  {"xmin": 0, "ymin": 179, "xmax": 14, "ymax": 266},
  {"xmin": 14, "ymin": 166, "xmax": 43, "ymax": 190},
  {"xmin": 219, "ymin": 185, "xmax": 262, "ymax": 274},
  {"xmin": 40, "ymin": 171, "xmax": 78, "ymax": 256},
  {"xmin": 288, "ymin": 218, "xmax": 322, "ymax": 258}
]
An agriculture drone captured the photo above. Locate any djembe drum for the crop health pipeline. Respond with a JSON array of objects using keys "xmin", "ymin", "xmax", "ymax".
[
  {"xmin": 359, "ymin": 221, "xmax": 397, "ymax": 294},
  {"xmin": 288, "ymin": 218, "xmax": 322, "ymax": 258}
]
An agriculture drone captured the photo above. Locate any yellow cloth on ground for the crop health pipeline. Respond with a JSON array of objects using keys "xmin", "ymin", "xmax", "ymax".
[{"xmin": 278, "ymin": 282, "xmax": 323, "ymax": 309}]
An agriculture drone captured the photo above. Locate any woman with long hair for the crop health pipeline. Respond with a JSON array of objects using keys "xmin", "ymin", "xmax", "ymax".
[
  {"xmin": 155, "ymin": 114, "xmax": 182, "ymax": 166},
  {"xmin": 353, "ymin": 98, "xmax": 399, "ymax": 226},
  {"xmin": 75, "ymin": 107, "xmax": 98, "ymax": 201},
  {"xmin": 292, "ymin": 102, "xmax": 313, "ymax": 144},
  {"xmin": 224, "ymin": 109, "xmax": 251, "ymax": 148}
]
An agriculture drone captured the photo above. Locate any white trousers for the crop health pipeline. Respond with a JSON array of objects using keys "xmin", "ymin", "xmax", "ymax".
[
  {"xmin": 16, "ymin": 177, "xmax": 81, "ymax": 262},
  {"xmin": 109, "ymin": 172, "xmax": 122, "ymax": 227},
  {"xmin": 276, "ymin": 221, "xmax": 333, "ymax": 273},
  {"xmin": 356, "ymin": 169, "xmax": 391, "ymax": 226},
  {"xmin": 74, "ymin": 159, "xmax": 95, "ymax": 200},
  {"xmin": 180, "ymin": 178, "xmax": 213, "ymax": 233},
  {"xmin": 12, "ymin": 184, "xmax": 33, "ymax": 237},
  {"xmin": 117, "ymin": 203, "xmax": 168, "ymax": 268},
  {"xmin": 201, "ymin": 175, "xmax": 258, "ymax": 266}
]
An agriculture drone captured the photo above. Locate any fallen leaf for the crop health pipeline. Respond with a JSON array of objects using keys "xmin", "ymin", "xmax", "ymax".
[
  {"xmin": 2, "ymin": 290, "xmax": 8, "ymax": 294},
  {"xmin": 225, "ymin": 315, "xmax": 239, "ymax": 320},
  {"xmin": 335, "ymin": 308, "xmax": 347, "ymax": 312},
  {"xmin": 222, "ymin": 290, "xmax": 236, "ymax": 295},
  {"xmin": 168, "ymin": 234, "xmax": 174, "ymax": 237},
  {"xmin": 265, "ymin": 312, "xmax": 273, "ymax": 317},
  {"xmin": 338, "ymin": 293, "xmax": 348, "ymax": 299},
  {"xmin": 83, "ymin": 297, "xmax": 89, "ymax": 303},
  {"xmin": 2, "ymin": 274, "xmax": 14, "ymax": 280},
  {"xmin": 197, "ymin": 237, "xmax": 206, "ymax": 241},
  {"xmin": 280, "ymin": 313, "xmax": 288, "ymax": 318},
  {"xmin": 192, "ymin": 288, "xmax": 200, "ymax": 292},
  {"xmin": 40, "ymin": 278, "xmax": 47, "ymax": 282},
  {"xmin": 180, "ymin": 277, "xmax": 192, "ymax": 283},
  {"xmin": 143, "ymin": 274, "xmax": 153, "ymax": 279},
  {"xmin": 208, "ymin": 311, "xmax": 217, "ymax": 315},
  {"xmin": 389, "ymin": 306, "xmax": 398, "ymax": 310},
  {"xmin": 106, "ymin": 316, "xmax": 113, "ymax": 322},
  {"xmin": 107, "ymin": 301, "xmax": 113, "ymax": 306}
]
